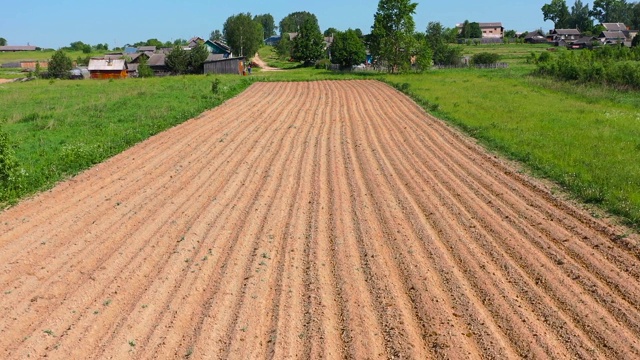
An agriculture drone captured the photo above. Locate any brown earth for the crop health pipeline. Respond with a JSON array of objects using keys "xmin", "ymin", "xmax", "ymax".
[
  {"xmin": 252, "ymin": 53, "xmax": 283, "ymax": 71},
  {"xmin": 1, "ymin": 80, "xmax": 640, "ymax": 359},
  {"xmin": 0, "ymin": 78, "xmax": 14, "ymax": 84}
]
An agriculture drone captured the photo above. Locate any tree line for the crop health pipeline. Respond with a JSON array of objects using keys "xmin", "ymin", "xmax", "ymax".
[{"xmin": 542, "ymin": 0, "xmax": 640, "ymax": 33}]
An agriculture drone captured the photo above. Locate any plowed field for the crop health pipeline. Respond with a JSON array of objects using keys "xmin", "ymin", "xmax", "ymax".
[{"xmin": 1, "ymin": 80, "xmax": 640, "ymax": 359}]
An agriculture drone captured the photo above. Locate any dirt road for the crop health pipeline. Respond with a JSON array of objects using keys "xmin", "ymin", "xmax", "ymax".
[
  {"xmin": 252, "ymin": 53, "xmax": 282, "ymax": 71},
  {"xmin": 1, "ymin": 81, "xmax": 639, "ymax": 359}
]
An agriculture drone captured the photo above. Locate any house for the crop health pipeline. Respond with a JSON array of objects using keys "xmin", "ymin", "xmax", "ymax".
[
  {"xmin": 204, "ymin": 40, "xmax": 232, "ymax": 58},
  {"xmin": 548, "ymin": 29, "xmax": 582, "ymax": 43},
  {"xmin": 265, "ymin": 35, "xmax": 281, "ymax": 46},
  {"xmin": 523, "ymin": 30, "xmax": 547, "ymax": 44},
  {"xmin": 599, "ymin": 31, "xmax": 629, "ymax": 45},
  {"xmin": 147, "ymin": 53, "xmax": 170, "ymax": 76},
  {"xmin": 601, "ymin": 23, "xmax": 638, "ymax": 42},
  {"xmin": 188, "ymin": 37, "xmax": 205, "ymax": 48},
  {"xmin": 568, "ymin": 36, "xmax": 598, "ymax": 49},
  {"xmin": 87, "ymin": 59, "xmax": 127, "ymax": 79},
  {"xmin": 203, "ymin": 56, "xmax": 246, "ymax": 75},
  {"xmin": 479, "ymin": 22, "xmax": 504, "ymax": 39},
  {"xmin": 0, "ymin": 45, "xmax": 39, "ymax": 52}
]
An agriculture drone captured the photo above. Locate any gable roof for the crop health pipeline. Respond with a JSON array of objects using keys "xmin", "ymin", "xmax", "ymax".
[
  {"xmin": 147, "ymin": 53, "xmax": 166, "ymax": 67},
  {"xmin": 137, "ymin": 46, "xmax": 156, "ymax": 53},
  {"xmin": 603, "ymin": 23, "xmax": 627, "ymax": 31},
  {"xmin": 600, "ymin": 30, "xmax": 626, "ymax": 39},
  {"xmin": 88, "ymin": 59, "xmax": 126, "ymax": 71},
  {"xmin": 479, "ymin": 22, "xmax": 503, "ymax": 28},
  {"xmin": 0, "ymin": 46, "xmax": 38, "ymax": 51},
  {"xmin": 553, "ymin": 29, "xmax": 581, "ymax": 35}
]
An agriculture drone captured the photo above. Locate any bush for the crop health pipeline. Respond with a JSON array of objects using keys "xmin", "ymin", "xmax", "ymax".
[
  {"xmin": 0, "ymin": 130, "xmax": 23, "ymax": 201},
  {"xmin": 314, "ymin": 58, "xmax": 332, "ymax": 69},
  {"xmin": 471, "ymin": 52, "xmax": 501, "ymax": 65}
]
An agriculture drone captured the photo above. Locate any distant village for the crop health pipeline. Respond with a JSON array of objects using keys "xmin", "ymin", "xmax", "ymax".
[{"xmin": 0, "ymin": 20, "xmax": 638, "ymax": 79}]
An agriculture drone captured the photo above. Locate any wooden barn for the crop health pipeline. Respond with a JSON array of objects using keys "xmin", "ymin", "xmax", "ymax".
[
  {"xmin": 203, "ymin": 57, "xmax": 246, "ymax": 75},
  {"xmin": 87, "ymin": 59, "xmax": 127, "ymax": 79}
]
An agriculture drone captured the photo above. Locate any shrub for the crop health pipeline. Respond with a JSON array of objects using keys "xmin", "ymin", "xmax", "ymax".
[
  {"xmin": 471, "ymin": 52, "xmax": 501, "ymax": 65},
  {"xmin": 314, "ymin": 58, "xmax": 332, "ymax": 69},
  {"xmin": 0, "ymin": 130, "xmax": 23, "ymax": 201}
]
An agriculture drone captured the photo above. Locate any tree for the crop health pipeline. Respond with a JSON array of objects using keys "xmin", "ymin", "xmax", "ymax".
[
  {"xmin": 330, "ymin": 29, "xmax": 367, "ymax": 68},
  {"xmin": 425, "ymin": 22, "xmax": 463, "ymax": 66},
  {"xmin": 569, "ymin": 0, "xmax": 593, "ymax": 32},
  {"xmin": 223, "ymin": 13, "xmax": 264, "ymax": 57},
  {"xmin": 0, "ymin": 38, "xmax": 7, "ymax": 46},
  {"xmin": 276, "ymin": 34, "xmax": 293, "ymax": 59},
  {"xmin": 254, "ymin": 14, "xmax": 277, "ymax": 39},
  {"xmin": 138, "ymin": 56, "xmax": 154, "ymax": 77},
  {"xmin": 630, "ymin": 2, "xmax": 640, "ymax": 30},
  {"xmin": 166, "ymin": 45, "xmax": 189, "ymax": 74},
  {"xmin": 504, "ymin": 29, "xmax": 517, "ymax": 38},
  {"xmin": 590, "ymin": 0, "xmax": 630, "ymax": 23},
  {"xmin": 291, "ymin": 16, "xmax": 325, "ymax": 65},
  {"xmin": 370, "ymin": 0, "xmax": 419, "ymax": 73},
  {"xmin": 279, "ymin": 11, "xmax": 318, "ymax": 34},
  {"xmin": 633, "ymin": 34, "xmax": 640, "ymax": 47},
  {"xmin": 48, "ymin": 50, "xmax": 73, "ymax": 79},
  {"xmin": 469, "ymin": 22, "xmax": 483, "ymax": 38},
  {"xmin": 188, "ymin": 42, "xmax": 209, "ymax": 74},
  {"xmin": 542, "ymin": 0, "xmax": 571, "ymax": 28},
  {"xmin": 145, "ymin": 38, "xmax": 164, "ymax": 48},
  {"xmin": 210, "ymin": 29, "xmax": 223, "ymax": 42},
  {"xmin": 324, "ymin": 27, "xmax": 339, "ymax": 37},
  {"xmin": 354, "ymin": 28, "xmax": 364, "ymax": 38}
]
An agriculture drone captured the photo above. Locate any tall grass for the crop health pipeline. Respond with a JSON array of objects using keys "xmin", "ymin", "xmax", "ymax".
[{"xmin": 0, "ymin": 75, "xmax": 253, "ymax": 205}]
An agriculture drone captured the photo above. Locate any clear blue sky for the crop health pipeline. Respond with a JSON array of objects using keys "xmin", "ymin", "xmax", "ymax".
[{"xmin": 1, "ymin": 0, "xmax": 555, "ymax": 49}]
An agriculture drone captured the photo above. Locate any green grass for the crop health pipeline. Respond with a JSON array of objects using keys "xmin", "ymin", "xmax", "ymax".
[
  {"xmin": 0, "ymin": 50, "xmax": 107, "ymax": 65},
  {"xmin": 255, "ymin": 46, "xmax": 303, "ymax": 69},
  {"xmin": 0, "ymin": 75, "xmax": 254, "ymax": 205}
]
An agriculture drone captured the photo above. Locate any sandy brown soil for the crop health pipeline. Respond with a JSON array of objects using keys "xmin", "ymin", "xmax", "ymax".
[
  {"xmin": 252, "ymin": 53, "xmax": 282, "ymax": 71},
  {"xmin": 0, "ymin": 78, "xmax": 14, "ymax": 84},
  {"xmin": 1, "ymin": 80, "xmax": 640, "ymax": 359}
]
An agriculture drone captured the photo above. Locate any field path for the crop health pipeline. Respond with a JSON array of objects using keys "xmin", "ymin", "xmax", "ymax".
[{"xmin": 1, "ymin": 80, "xmax": 640, "ymax": 359}]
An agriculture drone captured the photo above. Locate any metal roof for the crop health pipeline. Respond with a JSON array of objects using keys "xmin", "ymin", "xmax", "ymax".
[
  {"xmin": 0, "ymin": 46, "xmax": 38, "ymax": 51},
  {"xmin": 603, "ymin": 23, "xmax": 627, "ymax": 31},
  {"xmin": 137, "ymin": 46, "xmax": 157, "ymax": 52},
  {"xmin": 147, "ymin": 54, "xmax": 166, "ymax": 67},
  {"xmin": 478, "ymin": 22, "xmax": 503, "ymax": 28},
  {"xmin": 88, "ymin": 59, "xmax": 126, "ymax": 71},
  {"xmin": 601, "ymin": 31, "xmax": 626, "ymax": 39},
  {"xmin": 553, "ymin": 29, "xmax": 581, "ymax": 35}
]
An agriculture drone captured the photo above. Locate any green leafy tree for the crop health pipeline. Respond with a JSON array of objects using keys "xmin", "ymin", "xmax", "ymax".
[
  {"xmin": 330, "ymin": 29, "xmax": 367, "ymax": 68},
  {"xmin": 210, "ymin": 29, "xmax": 223, "ymax": 42},
  {"xmin": 569, "ymin": 0, "xmax": 593, "ymax": 32},
  {"xmin": 279, "ymin": 11, "xmax": 318, "ymax": 34},
  {"xmin": 0, "ymin": 37, "xmax": 7, "ymax": 46},
  {"xmin": 542, "ymin": 0, "xmax": 571, "ymax": 28},
  {"xmin": 166, "ymin": 45, "xmax": 189, "ymax": 74},
  {"xmin": 504, "ymin": 29, "xmax": 517, "ymax": 38},
  {"xmin": 590, "ymin": 0, "xmax": 630, "ymax": 24},
  {"xmin": 188, "ymin": 42, "xmax": 209, "ymax": 74},
  {"xmin": 469, "ymin": 22, "xmax": 483, "ymax": 38},
  {"xmin": 370, "ymin": 0, "xmax": 419, "ymax": 73},
  {"xmin": 630, "ymin": 2, "xmax": 640, "ymax": 29},
  {"xmin": 48, "ymin": 49, "xmax": 73, "ymax": 79},
  {"xmin": 426, "ymin": 22, "xmax": 463, "ymax": 65},
  {"xmin": 69, "ymin": 41, "xmax": 86, "ymax": 51},
  {"xmin": 414, "ymin": 36, "xmax": 433, "ymax": 71},
  {"xmin": 82, "ymin": 44, "xmax": 92, "ymax": 54},
  {"xmin": 354, "ymin": 28, "xmax": 364, "ymax": 38},
  {"xmin": 254, "ymin": 14, "xmax": 277, "ymax": 39},
  {"xmin": 276, "ymin": 34, "xmax": 293, "ymax": 59},
  {"xmin": 145, "ymin": 38, "xmax": 164, "ymax": 48},
  {"xmin": 324, "ymin": 27, "xmax": 339, "ymax": 37},
  {"xmin": 137, "ymin": 56, "xmax": 154, "ymax": 77},
  {"xmin": 223, "ymin": 13, "xmax": 264, "ymax": 57},
  {"xmin": 291, "ymin": 16, "xmax": 325, "ymax": 66}
]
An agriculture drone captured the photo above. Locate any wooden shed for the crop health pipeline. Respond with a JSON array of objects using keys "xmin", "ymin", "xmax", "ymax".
[
  {"xmin": 88, "ymin": 59, "xmax": 127, "ymax": 79},
  {"xmin": 203, "ymin": 57, "xmax": 246, "ymax": 75}
]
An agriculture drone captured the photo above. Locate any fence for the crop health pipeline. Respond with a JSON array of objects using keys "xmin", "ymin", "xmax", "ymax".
[{"xmin": 432, "ymin": 63, "xmax": 509, "ymax": 70}]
